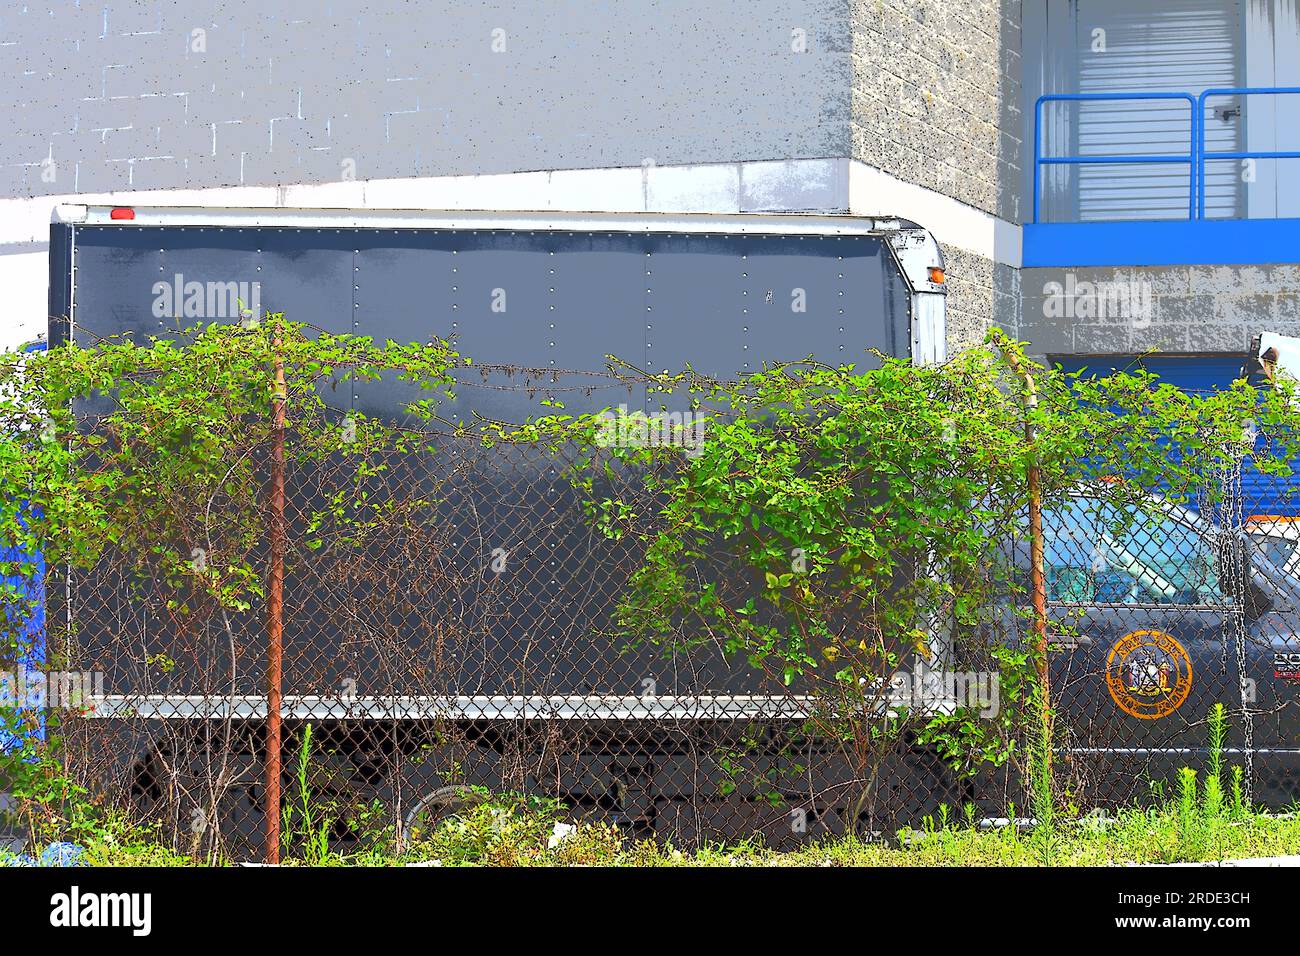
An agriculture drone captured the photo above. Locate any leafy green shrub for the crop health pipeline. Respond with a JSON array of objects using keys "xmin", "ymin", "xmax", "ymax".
[
  {"xmin": 500, "ymin": 332, "xmax": 1300, "ymax": 828},
  {"xmin": 405, "ymin": 793, "xmax": 622, "ymax": 866}
]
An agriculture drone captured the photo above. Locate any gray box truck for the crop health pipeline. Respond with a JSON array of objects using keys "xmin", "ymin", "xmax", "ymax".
[{"xmin": 43, "ymin": 204, "xmax": 956, "ymax": 848}]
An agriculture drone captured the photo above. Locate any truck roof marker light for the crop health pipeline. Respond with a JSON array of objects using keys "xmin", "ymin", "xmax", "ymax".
[
  {"xmin": 109, "ymin": 207, "xmax": 135, "ymax": 220},
  {"xmin": 929, "ymin": 267, "xmax": 945, "ymax": 284}
]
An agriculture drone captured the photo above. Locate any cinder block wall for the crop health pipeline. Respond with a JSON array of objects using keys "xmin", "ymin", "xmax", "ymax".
[
  {"xmin": 7, "ymin": 2, "xmax": 1285, "ymax": 365},
  {"xmin": 1019, "ymin": 265, "xmax": 1300, "ymax": 359},
  {"xmin": 2, "ymin": 0, "xmax": 852, "ymax": 195},
  {"xmin": 850, "ymin": 0, "xmax": 1022, "ymax": 220},
  {"xmin": 943, "ymin": 245, "xmax": 1022, "ymax": 352},
  {"xmin": 850, "ymin": 0, "xmax": 1024, "ymax": 351},
  {"xmin": 4, "ymin": 1, "xmax": 1049, "ymax": 361}
]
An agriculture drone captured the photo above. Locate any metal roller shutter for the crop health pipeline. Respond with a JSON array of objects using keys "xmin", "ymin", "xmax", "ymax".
[
  {"xmin": 1055, "ymin": 354, "xmax": 1300, "ymax": 516},
  {"xmin": 1073, "ymin": 0, "xmax": 1243, "ymax": 221},
  {"xmin": 1057, "ymin": 354, "xmax": 1243, "ymax": 391}
]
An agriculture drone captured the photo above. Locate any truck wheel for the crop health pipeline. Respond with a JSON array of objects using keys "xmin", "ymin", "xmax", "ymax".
[{"xmin": 403, "ymin": 785, "xmax": 489, "ymax": 843}]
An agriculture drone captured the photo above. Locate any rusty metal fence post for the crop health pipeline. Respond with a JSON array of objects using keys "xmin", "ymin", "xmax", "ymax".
[
  {"xmin": 265, "ymin": 322, "xmax": 287, "ymax": 865},
  {"xmin": 991, "ymin": 332, "xmax": 1053, "ymax": 783}
]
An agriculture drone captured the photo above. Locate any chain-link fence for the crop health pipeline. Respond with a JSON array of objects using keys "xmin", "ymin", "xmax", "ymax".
[
  {"xmin": 40, "ymin": 424, "xmax": 967, "ymax": 860},
  {"xmin": 1032, "ymin": 464, "xmax": 1300, "ymax": 815},
  {"xmin": 7, "ymin": 369, "xmax": 1300, "ymax": 862}
]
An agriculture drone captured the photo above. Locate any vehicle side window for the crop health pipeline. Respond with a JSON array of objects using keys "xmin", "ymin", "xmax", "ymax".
[
  {"xmin": 1251, "ymin": 533, "xmax": 1297, "ymax": 573},
  {"xmin": 1043, "ymin": 497, "xmax": 1223, "ymax": 606}
]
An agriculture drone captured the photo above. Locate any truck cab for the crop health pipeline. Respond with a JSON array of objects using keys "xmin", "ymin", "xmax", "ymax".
[{"xmin": 1040, "ymin": 490, "xmax": 1300, "ymax": 808}]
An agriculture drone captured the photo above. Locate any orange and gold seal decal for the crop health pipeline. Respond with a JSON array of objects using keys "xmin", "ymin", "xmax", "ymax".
[{"xmin": 1106, "ymin": 629, "xmax": 1193, "ymax": 720}]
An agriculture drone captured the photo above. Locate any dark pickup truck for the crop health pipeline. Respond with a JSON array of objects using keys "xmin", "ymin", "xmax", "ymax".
[{"xmin": 1039, "ymin": 491, "xmax": 1300, "ymax": 808}]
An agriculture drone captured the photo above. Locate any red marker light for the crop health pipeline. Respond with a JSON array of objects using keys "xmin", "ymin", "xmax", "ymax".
[{"xmin": 109, "ymin": 207, "xmax": 135, "ymax": 220}]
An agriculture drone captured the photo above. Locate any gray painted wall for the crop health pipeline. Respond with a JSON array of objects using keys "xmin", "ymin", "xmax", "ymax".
[
  {"xmin": 3, "ymin": 0, "xmax": 853, "ymax": 196},
  {"xmin": 3, "ymin": 1, "xmax": 1031, "ymax": 360},
  {"xmin": 19, "ymin": 2, "xmax": 1288, "ymax": 363}
]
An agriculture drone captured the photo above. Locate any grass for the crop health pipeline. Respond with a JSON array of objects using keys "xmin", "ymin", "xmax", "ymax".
[
  {"xmin": 281, "ymin": 723, "xmax": 332, "ymax": 866},
  {"xmin": 8, "ymin": 785, "xmax": 1295, "ymax": 868}
]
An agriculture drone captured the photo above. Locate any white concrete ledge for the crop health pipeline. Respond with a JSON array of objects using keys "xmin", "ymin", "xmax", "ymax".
[{"xmin": 2, "ymin": 157, "xmax": 1020, "ymax": 261}]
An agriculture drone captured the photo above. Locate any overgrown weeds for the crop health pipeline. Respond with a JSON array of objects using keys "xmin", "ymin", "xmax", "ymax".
[{"xmin": 5, "ymin": 700, "xmax": 1294, "ymax": 868}]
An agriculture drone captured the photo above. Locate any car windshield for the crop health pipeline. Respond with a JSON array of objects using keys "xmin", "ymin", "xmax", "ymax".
[{"xmin": 1043, "ymin": 495, "xmax": 1223, "ymax": 605}]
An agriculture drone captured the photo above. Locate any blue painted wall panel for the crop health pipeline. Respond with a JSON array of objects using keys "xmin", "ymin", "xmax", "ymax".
[
  {"xmin": 1024, "ymin": 218, "xmax": 1300, "ymax": 267},
  {"xmin": 1, "ymin": 342, "xmax": 49, "ymax": 757}
]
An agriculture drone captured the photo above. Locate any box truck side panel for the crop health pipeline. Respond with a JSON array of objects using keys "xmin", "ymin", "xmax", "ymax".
[
  {"xmin": 56, "ymin": 224, "xmax": 912, "ymax": 426},
  {"xmin": 47, "ymin": 211, "xmax": 933, "ymax": 706}
]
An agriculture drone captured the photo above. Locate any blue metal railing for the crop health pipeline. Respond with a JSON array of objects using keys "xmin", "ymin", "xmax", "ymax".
[
  {"xmin": 1033, "ymin": 93, "xmax": 1198, "ymax": 223},
  {"xmin": 1197, "ymin": 87, "xmax": 1300, "ymax": 220},
  {"xmin": 1033, "ymin": 88, "xmax": 1300, "ymax": 223}
]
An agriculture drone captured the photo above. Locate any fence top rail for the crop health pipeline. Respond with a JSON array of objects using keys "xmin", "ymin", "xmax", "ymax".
[{"xmin": 73, "ymin": 693, "xmax": 963, "ymax": 721}]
